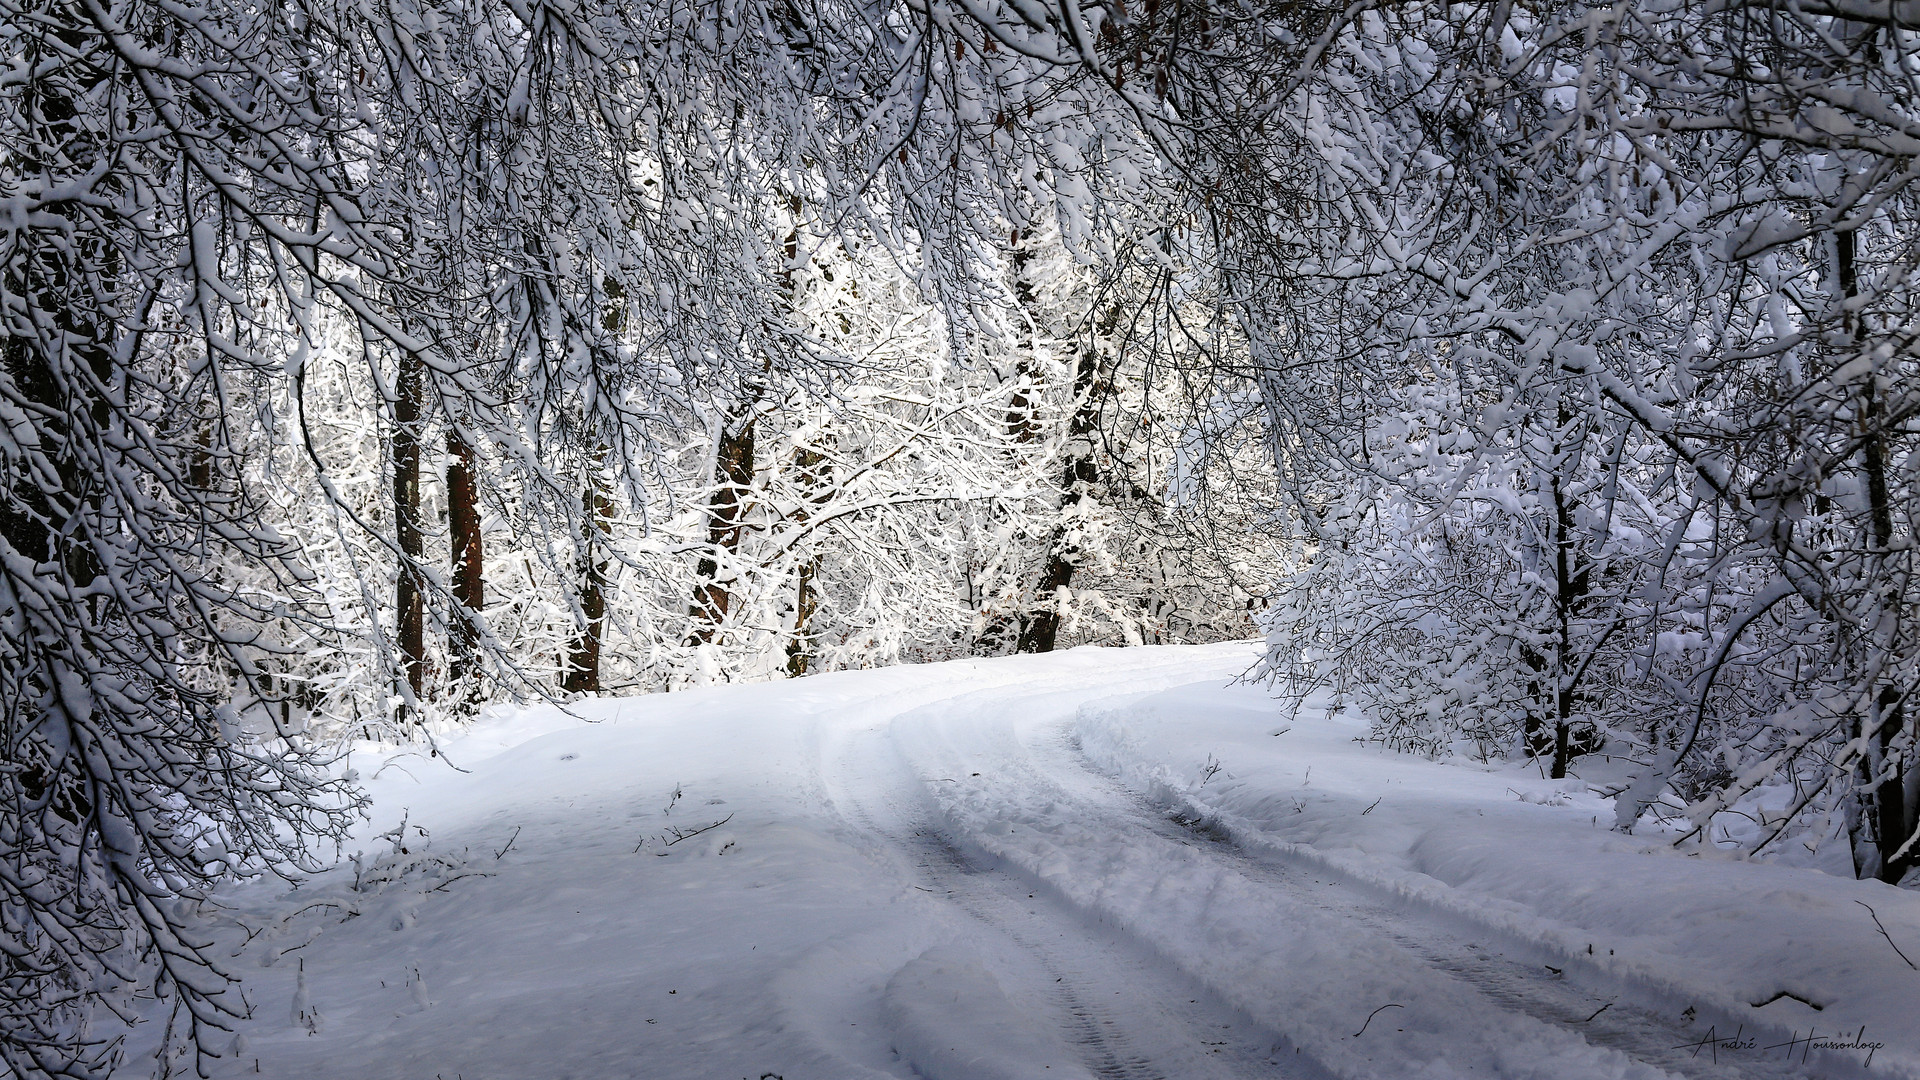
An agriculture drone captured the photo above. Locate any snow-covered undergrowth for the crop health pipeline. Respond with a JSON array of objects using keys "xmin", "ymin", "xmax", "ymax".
[{"xmin": 153, "ymin": 644, "xmax": 1919, "ymax": 1080}]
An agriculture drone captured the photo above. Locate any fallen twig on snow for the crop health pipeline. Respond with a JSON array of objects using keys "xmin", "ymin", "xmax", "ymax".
[
  {"xmin": 638, "ymin": 814, "xmax": 736, "ymax": 853},
  {"xmin": 1353, "ymin": 1003, "xmax": 1402, "ymax": 1037},
  {"xmin": 664, "ymin": 813, "xmax": 733, "ymax": 846}
]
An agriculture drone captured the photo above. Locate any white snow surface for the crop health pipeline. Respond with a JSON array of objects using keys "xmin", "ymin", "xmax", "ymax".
[
  {"xmin": 174, "ymin": 643, "xmax": 1920, "ymax": 1080},
  {"xmin": 882, "ymin": 946, "xmax": 1097, "ymax": 1080}
]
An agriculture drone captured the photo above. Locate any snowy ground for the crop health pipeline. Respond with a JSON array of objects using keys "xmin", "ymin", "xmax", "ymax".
[{"xmin": 171, "ymin": 643, "xmax": 1920, "ymax": 1080}]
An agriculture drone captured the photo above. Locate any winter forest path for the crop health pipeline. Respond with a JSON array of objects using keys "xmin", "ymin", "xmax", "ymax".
[
  {"xmin": 196, "ymin": 644, "xmax": 1906, "ymax": 1080},
  {"xmin": 809, "ymin": 651, "xmax": 1305, "ymax": 1080},
  {"xmin": 822, "ymin": 653, "xmax": 1810, "ymax": 1080}
]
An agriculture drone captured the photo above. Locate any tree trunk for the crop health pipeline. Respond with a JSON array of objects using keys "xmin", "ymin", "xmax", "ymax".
[
  {"xmin": 1549, "ymin": 449, "xmax": 1579, "ymax": 780},
  {"xmin": 190, "ymin": 413, "xmax": 217, "ymax": 492},
  {"xmin": 1, "ymin": 145, "xmax": 113, "ymax": 584},
  {"xmin": 784, "ymin": 445, "xmax": 828, "ymax": 676},
  {"xmin": 447, "ymin": 430, "xmax": 484, "ymax": 692},
  {"xmin": 688, "ymin": 417, "xmax": 756, "ymax": 645},
  {"xmin": 976, "ymin": 241, "xmax": 1046, "ymax": 654},
  {"xmin": 1, "ymin": 339, "xmax": 61, "ymax": 568},
  {"xmin": 785, "ymin": 557, "xmax": 820, "ymax": 676},
  {"xmin": 1837, "ymin": 229, "xmax": 1914, "ymax": 883},
  {"xmin": 1016, "ymin": 342, "xmax": 1104, "ymax": 654},
  {"xmin": 1521, "ymin": 645, "xmax": 1553, "ymax": 762},
  {"xmin": 562, "ymin": 463, "xmax": 613, "ymax": 693},
  {"xmin": 1858, "ymin": 396, "xmax": 1910, "ymax": 882},
  {"xmin": 392, "ymin": 350, "xmax": 427, "ymax": 719},
  {"xmin": 692, "ymin": 218, "xmax": 790, "ymax": 656},
  {"xmin": 1529, "ymin": 403, "xmax": 1601, "ymax": 780}
]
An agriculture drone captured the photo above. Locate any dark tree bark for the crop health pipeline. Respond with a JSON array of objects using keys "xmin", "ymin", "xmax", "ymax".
[
  {"xmin": 689, "ymin": 218, "xmax": 796, "ymax": 654},
  {"xmin": 391, "ymin": 350, "xmax": 427, "ymax": 718},
  {"xmin": 189, "ymin": 414, "xmax": 217, "ymax": 492},
  {"xmin": 1861, "ymin": 404, "xmax": 1913, "ymax": 882},
  {"xmin": 1507, "ymin": 403, "xmax": 1608, "ymax": 780},
  {"xmin": 688, "ymin": 418, "xmax": 756, "ymax": 645},
  {"xmin": 447, "ymin": 430, "xmax": 484, "ymax": 691},
  {"xmin": 784, "ymin": 445, "xmax": 829, "ymax": 676},
  {"xmin": 1546, "ymin": 439, "xmax": 1588, "ymax": 781},
  {"xmin": 562, "ymin": 464, "xmax": 613, "ymax": 692},
  {"xmin": 1015, "ymin": 342, "xmax": 1104, "ymax": 654},
  {"xmin": 786, "ymin": 556, "xmax": 820, "ymax": 676},
  {"xmin": 974, "ymin": 242, "xmax": 1046, "ymax": 654},
  {"xmin": 1001, "ymin": 244, "xmax": 1046, "ymax": 448},
  {"xmin": 1837, "ymin": 229, "xmax": 1915, "ymax": 883}
]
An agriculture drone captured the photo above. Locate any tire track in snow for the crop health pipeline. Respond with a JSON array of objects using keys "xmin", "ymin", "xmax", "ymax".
[
  {"xmin": 1130, "ymin": 775, "xmax": 1814, "ymax": 1080},
  {"xmin": 885, "ymin": 676, "xmax": 1696, "ymax": 1080},
  {"xmin": 901, "ymin": 824, "xmax": 1289, "ymax": 1080},
  {"xmin": 813, "ymin": 653, "xmax": 1835, "ymax": 1080},
  {"xmin": 809, "ymin": 657, "xmax": 1307, "ymax": 1080},
  {"xmin": 905, "ymin": 827, "xmax": 1169, "ymax": 1080}
]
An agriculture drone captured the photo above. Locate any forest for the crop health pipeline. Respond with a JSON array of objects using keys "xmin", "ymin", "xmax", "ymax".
[{"xmin": 2, "ymin": 0, "xmax": 1917, "ymax": 1075}]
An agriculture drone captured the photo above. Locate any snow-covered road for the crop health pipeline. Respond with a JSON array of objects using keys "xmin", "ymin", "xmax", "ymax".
[{"xmin": 186, "ymin": 644, "xmax": 1920, "ymax": 1080}]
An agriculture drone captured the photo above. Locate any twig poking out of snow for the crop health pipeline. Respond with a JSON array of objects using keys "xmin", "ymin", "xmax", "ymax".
[
  {"xmin": 494, "ymin": 826, "xmax": 521, "ymax": 861},
  {"xmin": 407, "ymin": 966, "xmax": 432, "ymax": 1010},
  {"xmin": 1857, "ymin": 901, "xmax": 1919, "ymax": 971},
  {"xmin": 292, "ymin": 959, "xmax": 322, "ymax": 1034}
]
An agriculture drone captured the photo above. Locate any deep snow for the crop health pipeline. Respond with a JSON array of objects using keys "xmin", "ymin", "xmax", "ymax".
[{"xmin": 162, "ymin": 643, "xmax": 1920, "ymax": 1080}]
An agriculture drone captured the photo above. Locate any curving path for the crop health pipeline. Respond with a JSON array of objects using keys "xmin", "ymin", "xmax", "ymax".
[{"xmin": 194, "ymin": 645, "xmax": 1880, "ymax": 1080}]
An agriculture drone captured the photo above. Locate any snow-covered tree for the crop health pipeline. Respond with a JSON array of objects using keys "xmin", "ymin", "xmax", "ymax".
[{"xmin": 1110, "ymin": 1, "xmax": 1920, "ymax": 879}]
